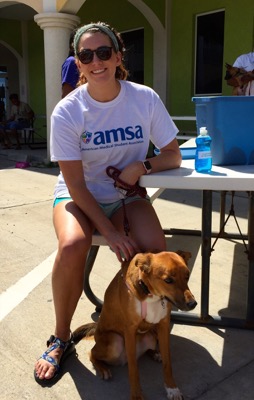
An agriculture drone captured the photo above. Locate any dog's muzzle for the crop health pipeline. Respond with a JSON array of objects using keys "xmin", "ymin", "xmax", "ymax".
[
  {"xmin": 164, "ymin": 296, "xmax": 197, "ymax": 311},
  {"xmin": 186, "ymin": 299, "xmax": 197, "ymax": 311}
]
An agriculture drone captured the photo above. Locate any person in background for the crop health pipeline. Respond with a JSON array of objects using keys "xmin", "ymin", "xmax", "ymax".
[
  {"xmin": 0, "ymin": 93, "xmax": 34, "ymax": 149},
  {"xmin": 34, "ymin": 21, "xmax": 181, "ymax": 385},
  {"xmin": 233, "ymin": 51, "xmax": 254, "ymax": 95},
  {"xmin": 61, "ymin": 30, "xmax": 80, "ymax": 98}
]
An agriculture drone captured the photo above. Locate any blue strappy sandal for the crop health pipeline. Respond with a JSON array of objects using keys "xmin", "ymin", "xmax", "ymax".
[{"xmin": 34, "ymin": 334, "xmax": 75, "ymax": 386}]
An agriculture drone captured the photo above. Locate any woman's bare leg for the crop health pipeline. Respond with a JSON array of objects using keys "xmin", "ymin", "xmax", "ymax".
[
  {"xmin": 111, "ymin": 199, "xmax": 166, "ymax": 252},
  {"xmin": 34, "ymin": 200, "xmax": 93, "ymax": 380}
]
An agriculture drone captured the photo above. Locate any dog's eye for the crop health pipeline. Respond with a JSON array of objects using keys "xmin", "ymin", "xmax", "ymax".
[{"xmin": 164, "ymin": 277, "xmax": 174, "ymax": 284}]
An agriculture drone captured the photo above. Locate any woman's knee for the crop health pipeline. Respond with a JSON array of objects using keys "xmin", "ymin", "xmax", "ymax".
[
  {"xmin": 54, "ymin": 202, "xmax": 94, "ymax": 264},
  {"xmin": 57, "ymin": 234, "xmax": 92, "ymax": 266}
]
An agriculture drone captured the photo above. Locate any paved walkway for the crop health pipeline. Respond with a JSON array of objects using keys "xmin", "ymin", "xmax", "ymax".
[{"xmin": 1, "ymin": 147, "xmax": 254, "ymax": 400}]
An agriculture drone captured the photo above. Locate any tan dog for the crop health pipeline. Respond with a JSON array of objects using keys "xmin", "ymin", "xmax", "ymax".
[{"xmin": 73, "ymin": 251, "xmax": 197, "ymax": 400}]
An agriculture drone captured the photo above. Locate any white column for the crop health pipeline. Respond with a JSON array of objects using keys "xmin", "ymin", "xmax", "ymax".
[{"xmin": 34, "ymin": 13, "xmax": 80, "ymax": 161}]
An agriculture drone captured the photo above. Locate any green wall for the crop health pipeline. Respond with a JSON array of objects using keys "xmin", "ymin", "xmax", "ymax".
[
  {"xmin": 169, "ymin": 0, "xmax": 254, "ymax": 119},
  {"xmin": 27, "ymin": 21, "xmax": 45, "ymax": 115},
  {"xmin": 0, "ymin": 20, "xmax": 22, "ymax": 55}
]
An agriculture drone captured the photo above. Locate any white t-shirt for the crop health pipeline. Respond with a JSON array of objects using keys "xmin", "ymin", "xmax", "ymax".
[
  {"xmin": 51, "ymin": 80, "xmax": 178, "ymax": 203},
  {"xmin": 233, "ymin": 52, "xmax": 254, "ymax": 71},
  {"xmin": 11, "ymin": 101, "xmax": 32, "ymax": 121}
]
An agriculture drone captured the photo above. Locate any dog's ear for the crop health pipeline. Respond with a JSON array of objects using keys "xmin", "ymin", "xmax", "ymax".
[
  {"xmin": 135, "ymin": 253, "xmax": 152, "ymax": 274},
  {"xmin": 224, "ymin": 63, "xmax": 235, "ymax": 80},
  {"xmin": 176, "ymin": 250, "xmax": 192, "ymax": 265}
]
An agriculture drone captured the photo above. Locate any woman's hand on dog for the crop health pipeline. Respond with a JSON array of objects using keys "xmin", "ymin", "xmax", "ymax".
[{"xmin": 105, "ymin": 230, "xmax": 140, "ymax": 262}]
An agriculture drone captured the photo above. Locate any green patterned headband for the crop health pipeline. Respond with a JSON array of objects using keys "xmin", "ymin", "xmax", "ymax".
[{"xmin": 74, "ymin": 23, "xmax": 119, "ymax": 55}]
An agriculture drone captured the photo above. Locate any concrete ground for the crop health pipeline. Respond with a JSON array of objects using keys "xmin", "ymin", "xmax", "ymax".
[{"xmin": 1, "ymin": 146, "xmax": 254, "ymax": 400}]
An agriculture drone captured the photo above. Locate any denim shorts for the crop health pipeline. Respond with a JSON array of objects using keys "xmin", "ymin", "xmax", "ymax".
[
  {"xmin": 53, "ymin": 195, "xmax": 150, "ymax": 219},
  {"xmin": 6, "ymin": 120, "xmax": 29, "ymax": 130}
]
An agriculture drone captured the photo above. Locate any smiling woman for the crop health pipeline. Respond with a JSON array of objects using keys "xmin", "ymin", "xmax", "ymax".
[
  {"xmin": 34, "ymin": 21, "xmax": 181, "ymax": 387},
  {"xmin": 74, "ymin": 22, "xmax": 128, "ymax": 92}
]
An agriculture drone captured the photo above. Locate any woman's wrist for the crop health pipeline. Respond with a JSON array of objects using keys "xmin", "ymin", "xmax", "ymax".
[
  {"xmin": 141, "ymin": 160, "xmax": 152, "ymax": 174},
  {"xmin": 133, "ymin": 160, "xmax": 150, "ymax": 179}
]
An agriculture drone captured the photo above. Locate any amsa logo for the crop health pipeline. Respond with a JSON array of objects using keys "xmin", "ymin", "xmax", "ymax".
[{"xmin": 81, "ymin": 125, "xmax": 143, "ymax": 146}]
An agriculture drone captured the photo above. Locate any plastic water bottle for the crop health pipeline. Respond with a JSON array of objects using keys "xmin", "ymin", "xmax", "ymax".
[{"xmin": 195, "ymin": 127, "xmax": 212, "ymax": 173}]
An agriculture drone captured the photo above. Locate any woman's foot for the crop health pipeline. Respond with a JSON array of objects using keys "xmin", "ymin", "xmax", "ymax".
[{"xmin": 34, "ymin": 335, "xmax": 75, "ymax": 385}]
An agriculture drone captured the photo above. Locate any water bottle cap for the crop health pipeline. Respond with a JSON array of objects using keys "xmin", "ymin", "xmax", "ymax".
[{"xmin": 200, "ymin": 127, "xmax": 208, "ymax": 136}]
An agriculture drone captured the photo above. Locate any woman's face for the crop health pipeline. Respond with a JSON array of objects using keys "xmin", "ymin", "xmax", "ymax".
[{"xmin": 76, "ymin": 32, "xmax": 122, "ymax": 87}]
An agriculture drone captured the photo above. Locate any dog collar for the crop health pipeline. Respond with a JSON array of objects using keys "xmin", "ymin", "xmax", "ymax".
[{"xmin": 125, "ymin": 280, "xmax": 167, "ymax": 320}]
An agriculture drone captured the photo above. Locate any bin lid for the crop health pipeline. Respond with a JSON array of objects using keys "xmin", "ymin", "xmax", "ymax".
[{"xmin": 192, "ymin": 95, "xmax": 254, "ymax": 103}]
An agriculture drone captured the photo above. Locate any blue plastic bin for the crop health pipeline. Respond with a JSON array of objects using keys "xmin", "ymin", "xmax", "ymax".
[{"xmin": 192, "ymin": 96, "xmax": 254, "ymax": 165}]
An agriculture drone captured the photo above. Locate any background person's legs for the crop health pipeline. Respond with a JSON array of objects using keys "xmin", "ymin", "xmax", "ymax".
[{"xmin": 8, "ymin": 121, "xmax": 22, "ymax": 149}]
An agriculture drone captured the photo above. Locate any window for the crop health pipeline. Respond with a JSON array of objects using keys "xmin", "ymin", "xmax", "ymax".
[
  {"xmin": 195, "ymin": 10, "xmax": 225, "ymax": 95},
  {"xmin": 121, "ymin": 29, "xmax": 144, "ymax": 84}
]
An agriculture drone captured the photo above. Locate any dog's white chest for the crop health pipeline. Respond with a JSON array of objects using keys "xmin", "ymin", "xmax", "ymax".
[{"xmin": 135, "ymin": 297, "xmax": 168, "ymax": 324}]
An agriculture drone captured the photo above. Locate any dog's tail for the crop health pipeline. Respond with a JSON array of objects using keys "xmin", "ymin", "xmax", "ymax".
[{"xmin": 72, "ymin": 322, "xmax": 97, "ymax": 344}]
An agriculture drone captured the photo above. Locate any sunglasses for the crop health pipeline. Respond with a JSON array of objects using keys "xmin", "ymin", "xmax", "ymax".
[{"xmin": 77, "ymin": 46, "xmax": 113, "ymax": 64}]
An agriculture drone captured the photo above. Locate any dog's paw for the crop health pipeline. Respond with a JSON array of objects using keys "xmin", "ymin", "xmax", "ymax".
[
  {"xmin": 97, "ymin": 367, "xmax": 112, "ymax": 380},
  {"xmin": 146, "ymin": 349, "xmax": 162, "ymax": 363},
  {"xmin": 153, "ymin": 351, "xmax": 162, "ymax": 363},
  {"xmin": 165, "ymin": 386, "xmax": 184, "ymax": 400},
  {"xmin": 152, "ymin": 351, "xmax": 162, "ymax": 363}
]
